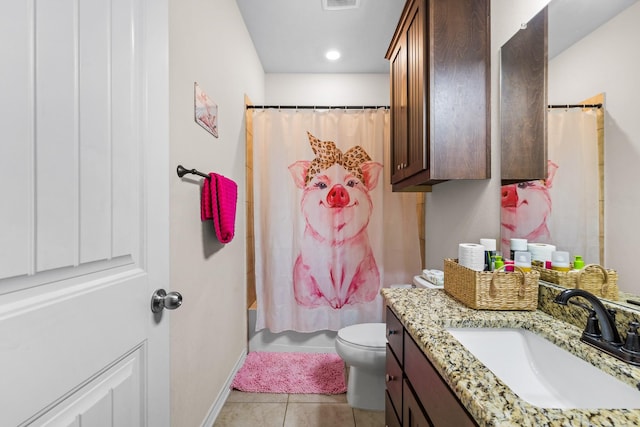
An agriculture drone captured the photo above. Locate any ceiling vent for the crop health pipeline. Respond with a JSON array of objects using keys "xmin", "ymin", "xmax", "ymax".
[{"xmin": 322, "ymin": 0, "xmax": 360, "ymax": 11}]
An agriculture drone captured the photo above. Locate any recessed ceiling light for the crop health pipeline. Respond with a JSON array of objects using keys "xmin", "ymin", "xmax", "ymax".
[
  {"xmin": 322, "ymin": 0, "xmax": 360, "ymax": 10},
  {"xmin": 326, "ymin": 50, "xmax": 341, "ymax": 61}
]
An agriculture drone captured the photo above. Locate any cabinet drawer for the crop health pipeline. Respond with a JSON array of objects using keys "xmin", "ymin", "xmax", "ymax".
[
  {"xmin": 404, "ymin": 331, "xmax": 477, "ymax": 427},
  {"xmin": 386, "ymin": 345, "xmax": 403, "ymax": 423},
  {"xmin": 385, "ymin": 391, "xmax": 402, "ymax": 427},
  {"xmin": 386, "ymin": 306, "xmax": 403, "ymax": 363}
]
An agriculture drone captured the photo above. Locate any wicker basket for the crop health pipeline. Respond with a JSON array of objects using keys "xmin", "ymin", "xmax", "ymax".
[
  {"xmin": 532, "ymin": 263, "xmax": 619, "ymax": 300},
  {"xmin": 444, "ymin": 258, "xmax": 539, "ymax": 310}
]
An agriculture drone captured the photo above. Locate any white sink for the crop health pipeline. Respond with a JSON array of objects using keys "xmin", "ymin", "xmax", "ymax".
[{"xmin": 446, "ymin": 327, "xmax": 640, "ymax": 409}]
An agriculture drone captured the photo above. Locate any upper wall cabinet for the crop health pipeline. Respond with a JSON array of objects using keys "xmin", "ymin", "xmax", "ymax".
[
  {"xmin": 386, "ymin": 0, "xmax": 491, "ymax": 192},
  {"xmin": 500, "ymin": 7, "xmax": 548, "ymax": 184}
]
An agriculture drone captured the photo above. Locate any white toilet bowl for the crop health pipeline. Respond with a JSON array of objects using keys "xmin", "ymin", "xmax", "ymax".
[{"xmin": 335, "ymin": 323, "xmax": 387, "ymax": 411}]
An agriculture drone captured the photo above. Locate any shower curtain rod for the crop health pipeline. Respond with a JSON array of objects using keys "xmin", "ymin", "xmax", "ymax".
[
  {"xmin": 246, "ymin": 105, "xmax": 390, "ymax": 110},
  {"xmin": 547, "ymin": 103, "xmax": 602, "ymax": 109}
]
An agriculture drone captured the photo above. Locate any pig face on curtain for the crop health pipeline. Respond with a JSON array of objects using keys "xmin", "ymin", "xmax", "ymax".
[
  {"xmin": 288, "ymin": 132, "xmax": 383, "ymax": 309},
  {"xmin": 501, "ymin": 160, "xmax": 559, "ymax": 254}
]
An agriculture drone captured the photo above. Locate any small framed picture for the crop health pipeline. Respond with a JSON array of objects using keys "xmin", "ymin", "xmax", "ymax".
[{"xmin": 194, "ymin": 82, "xmax": 218, "ymax": 138}]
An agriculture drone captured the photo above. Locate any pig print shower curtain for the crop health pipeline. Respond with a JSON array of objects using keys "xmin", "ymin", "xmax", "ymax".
[
  {"xmin": 252, "ymin": 108, "xmax": 421, "ymax": 333},
  {"xmin": 500, "ymin": 108, "xmax": 599, "ymax": 261}
]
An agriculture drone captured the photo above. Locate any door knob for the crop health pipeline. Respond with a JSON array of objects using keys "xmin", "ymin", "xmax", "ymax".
[{"xmin": 151, "ymin": 289, "xmax": 183, "ymax": 313}]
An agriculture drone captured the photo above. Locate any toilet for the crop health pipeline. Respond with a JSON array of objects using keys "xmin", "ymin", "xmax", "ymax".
[
  {"xmin": 335, "ymin": 280, "xmax": 435, "ymax": 410},
  {"xmin": 335, "ymin": 322, "xmax": 387, "ymax": 411}
]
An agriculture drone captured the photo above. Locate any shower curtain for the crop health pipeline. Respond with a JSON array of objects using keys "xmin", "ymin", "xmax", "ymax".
[
  {"xmin": 546, "ymin": 108, "xmax": 600, "ymax": 262},
  {"xmin": 500, "ymin": 108, "xmax": 599, "ymax": 262},
  {"xmin": 252, "ymin": 108, "xmax": 421, "ymax": 333}
]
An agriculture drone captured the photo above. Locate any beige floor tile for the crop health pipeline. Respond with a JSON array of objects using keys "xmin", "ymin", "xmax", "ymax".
[
  {"xmin": 225, "ymin": 390, "xmax": 289, "ymax": 403},
  {"xmin": 284, "ymin": 403, "xmax": 355, "ymax": 427},
  {"xmin": 353, "ymin": 408, "xmax": 385, "ymax": 427},
  {"xmin": 288, "ymin": 393, "xmax": 347, "ymax": 403},
  {"xmin": 213, "ymin": 402, "xmax": 287, "ymax": 427}
]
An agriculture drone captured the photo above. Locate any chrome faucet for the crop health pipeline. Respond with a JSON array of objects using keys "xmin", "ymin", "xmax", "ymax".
[{"xmin": 554, "ymin": 288, "xmax": 640, "ymax": 366}]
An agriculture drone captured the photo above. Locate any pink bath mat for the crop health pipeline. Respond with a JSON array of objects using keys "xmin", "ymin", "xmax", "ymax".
[{"xmin": 231, "ymin": 352, "xmax": 347, "ymax": 394}]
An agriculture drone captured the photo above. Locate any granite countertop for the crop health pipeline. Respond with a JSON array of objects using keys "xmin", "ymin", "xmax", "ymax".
[{"xmin": 381, "ymin": 288, "xmax": 640, "ymax": 427}]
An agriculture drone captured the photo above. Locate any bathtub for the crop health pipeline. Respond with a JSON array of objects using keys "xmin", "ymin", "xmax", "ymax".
[
  {"xmin": 247, "ymin": 279, "xmax": 435, "ymax": 353},
  {"xmin": 247, "ymin": 305, "xmax": 337, "ymax": 353}
]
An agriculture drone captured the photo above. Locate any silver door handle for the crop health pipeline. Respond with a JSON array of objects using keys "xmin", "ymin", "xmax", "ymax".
[{"xmin": 151, "ymin": 289, "xmax": 183, "ymax": 313}]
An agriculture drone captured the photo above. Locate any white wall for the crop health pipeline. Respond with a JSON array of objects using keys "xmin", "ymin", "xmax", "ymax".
[
  {"xmin": 549, "ymin": 2, "xmax": 640, "ymax": 293},
  {"xmin": 423, "ymin": 0, "xmax": 551, "ymax": 271},
  {"xmin": 265, "ymin": 73, "xmax": 390, "ymax": 105},
  {"xmin": 168, "ymin": 0, "xmax": 264, "ymax": 425}
]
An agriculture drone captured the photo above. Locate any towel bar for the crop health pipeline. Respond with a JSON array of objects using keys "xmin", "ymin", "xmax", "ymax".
[{"xmin": 177, "ymin": 165, "xmax": 209, "ymax": 179}]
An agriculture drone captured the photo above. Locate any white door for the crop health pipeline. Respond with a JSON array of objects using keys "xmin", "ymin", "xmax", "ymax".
[{"xmin": 0, "ymin": 0, "xmax": 171, "ymax": 426}]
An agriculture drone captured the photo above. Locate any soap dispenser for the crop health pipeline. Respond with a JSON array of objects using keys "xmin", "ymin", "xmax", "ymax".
[{"xmin": 493, "ymin": 255, "xmax": 504, "ymax": 270}]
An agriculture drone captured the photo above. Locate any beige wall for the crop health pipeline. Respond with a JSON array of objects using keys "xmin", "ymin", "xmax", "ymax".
[
  {"xmin": 168, "ymin": 0, "xmax": 264, "ymax": 425},
  {"xmin": 265, "ymin": 73, "xmax": 391, "ymax": 105}
]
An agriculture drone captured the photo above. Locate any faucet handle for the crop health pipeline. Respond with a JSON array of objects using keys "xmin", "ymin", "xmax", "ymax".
[
  {"xmin": 622, "ymin": 321, "xmax": 640, "ymax": 354},
  {"xmin": 584, "ymin": 310, "xmax": 601, "ymax": 338}
]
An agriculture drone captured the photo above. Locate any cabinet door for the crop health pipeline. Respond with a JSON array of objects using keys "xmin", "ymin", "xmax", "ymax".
[
  {"xmin": 404, "ymin": 0, "xmax": 426, "ymax": 180},
  {"xmin": 430, "ymin": 0, "xmax": 490, "ymax": 180},
  {"xmin": 390, "ymin": 33, "xmax": 408, "ymax": 184},
  {"xmin": 403, "ymin": 380, "xmax": 433, "ymax": 427},
  {"xmin": 500, "ymin": 6, "xmax": 548, "ymax": 183},
  {"xmin": 390, "ymin": 0, "xmax": 425, "ymax": 185},
  {"xmin": 404, "ymin": 332, "xmax": 478, "ymax": 427}
]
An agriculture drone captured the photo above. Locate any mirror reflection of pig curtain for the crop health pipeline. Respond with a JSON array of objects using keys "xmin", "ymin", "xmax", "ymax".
[
  {"xmin": 501, "ymin": 108, "xmax": 599, "ymax": 263},
  {"xmin": 252, "ymin": 108, "xmax": 421, "ymax": 333}
]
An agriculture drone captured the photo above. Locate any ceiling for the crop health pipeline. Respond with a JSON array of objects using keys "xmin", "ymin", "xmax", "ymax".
[
  {"xmin": 237, "ymin": 0, "xmax": 639, "ymax": 74},
  {"xmin": 548, "ymin": 0, "xmax": 637, "ymax": 59},
  {"xmin": 235, "ymin": 0, "xmax": 406, "ymax": 73}
]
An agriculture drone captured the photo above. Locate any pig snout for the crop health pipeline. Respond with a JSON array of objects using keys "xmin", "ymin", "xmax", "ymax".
[
  {"xmin": 502, "ymin": 185, "xmax": 518, "ymax": 208},
  {"xmin": 327, "ymin": 184, "xmax": 350, "ymax": 208}
]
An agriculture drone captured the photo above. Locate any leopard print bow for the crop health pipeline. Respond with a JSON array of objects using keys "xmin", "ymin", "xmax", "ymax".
[{"xmin": 305, "ymin": 132, "xmax": 372, "ymax": 185}]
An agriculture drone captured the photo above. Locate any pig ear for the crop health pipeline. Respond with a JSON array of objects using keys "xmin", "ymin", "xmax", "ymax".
[
  {"xmin": 545, "ymin": 160, "xmax": 560, "ymax": 189},
  {"xmin": 288, "ymin": 160, "xmax": 311, "ymax": 189},
  {"xmin": 361, "ymin": 162, "xmax": 383, "ymax": 191}
]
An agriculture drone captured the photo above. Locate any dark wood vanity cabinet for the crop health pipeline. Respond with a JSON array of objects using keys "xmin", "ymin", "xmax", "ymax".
[
  {"xmin": 500, "ymin": 6, "xmax": 548, "ymax": 184},
  {"xmin": 386, "ymin": 306, "xmax": 404, "ymax": 426},
  {"xmin": 386, "ymin": 0, "xmax": 491, "ymax": 192},
  {"xmin": 386, "ymin": 306, "xmax": 478, "ymax": 427}
]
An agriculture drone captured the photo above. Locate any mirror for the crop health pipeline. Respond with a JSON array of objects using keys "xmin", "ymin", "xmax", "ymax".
[{"xmin": 500, "ymin": 0, "xmax": 640, "ymax": 309}]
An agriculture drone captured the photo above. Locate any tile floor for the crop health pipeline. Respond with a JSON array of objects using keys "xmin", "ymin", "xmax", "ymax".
[{"xmin": 213, "ymin": 391, "xmax": 385, "ymax": 427}]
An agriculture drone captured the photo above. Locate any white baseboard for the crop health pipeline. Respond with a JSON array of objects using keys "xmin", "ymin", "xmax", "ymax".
[{"xmin": 200, "ymin": 349, "xmax": 247, "ymax": 427}]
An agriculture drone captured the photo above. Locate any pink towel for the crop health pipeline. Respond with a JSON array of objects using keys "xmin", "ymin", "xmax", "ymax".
[{"xmin": 201, "ymin": 173, "xmax": 237, "ymax": 243}]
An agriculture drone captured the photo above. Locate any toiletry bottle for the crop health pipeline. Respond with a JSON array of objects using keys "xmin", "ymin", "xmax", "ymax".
[
  {"xmin": 514, "ymin": 251, "xmax": 532, "ymax": 272},
  {"xmin": 480, "ymin": 238, "xmax": 496, "ymax": 271},
  {"xmin": 509, "ymin": 238, "xmax": 528, "ymax": 260},
  {"xmin": 505, "ymin": 259, "xmax": 515, "ymax": 272},
  {"xmin": 551, "ymin": 251, "xmax": 570, "ymax": 272},
  {"xmin": 573, "ymin": 255, "xmax": 585, "ymax": 270},
  {"xmin": 494, "ymin": 255, "xmax": 504, "ymax": 270}
]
